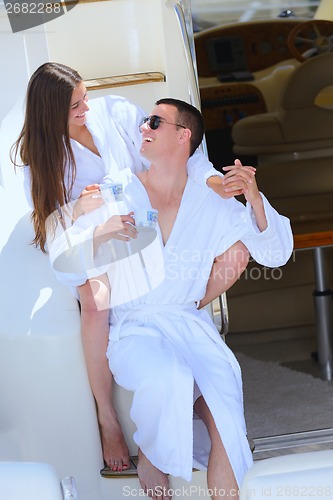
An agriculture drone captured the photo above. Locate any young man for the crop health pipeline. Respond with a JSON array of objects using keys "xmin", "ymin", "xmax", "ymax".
[{"xmin": 92, "ymin": 99, "xmax": 292, "ymax": 499}]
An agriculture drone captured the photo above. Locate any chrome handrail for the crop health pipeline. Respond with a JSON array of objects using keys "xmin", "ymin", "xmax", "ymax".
[
  {"xmin": 166, "ymin": 0, "xmax": 229, "ymax": 336},
  {"xmin": 166, "ymin": 0, "xmax": 200, "ymax": 109},
  {"xmin": 170, "ymin": 1, "xmax": 209, "ymax": 158},
  {"xmin": 61, "ymin": 476, "xmax": 80, "ymax": 499}
]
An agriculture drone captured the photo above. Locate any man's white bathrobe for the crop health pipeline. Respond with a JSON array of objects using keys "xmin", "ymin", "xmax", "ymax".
[
  {"xmin": 101, "ymin": 169, "xmax": 293, "ymax": 487},
  {"xmin": 46, "ymin": 166, "xmax": 293, "ymax": 485},
  {"xmin": 23, "ymin": 93, "xmax": 292, "ymax": 486}
]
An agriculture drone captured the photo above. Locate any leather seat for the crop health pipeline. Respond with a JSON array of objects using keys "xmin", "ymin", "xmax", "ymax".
[
  {"xmin": 232, "ymin": 52, "xmax": 333, "ymax": 156},
  {"xmin": 240, "ymin": 450, "xmax": 333, "ymax": 499}
]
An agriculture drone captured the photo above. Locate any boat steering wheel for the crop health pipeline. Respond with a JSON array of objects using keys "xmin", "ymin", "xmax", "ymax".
[{"xmin": 287, "ymin": 20, "xmax": 333, "ymax": 62}]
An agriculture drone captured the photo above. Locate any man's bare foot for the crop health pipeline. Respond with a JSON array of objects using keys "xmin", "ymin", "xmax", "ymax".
[
  {"xmin": 137, "ymin": 449, "xmax": 171, "ymax": 500},
  {"xmin": 99, "ymin": 416, "xmax": 130, "ymax": 471}
]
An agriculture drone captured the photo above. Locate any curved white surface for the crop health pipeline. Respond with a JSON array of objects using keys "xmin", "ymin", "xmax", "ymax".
[
  {"xmin": 240, "ymin": 450, "xmax": 333, "ymax": 499},
  {"xmin": 0, "ymin": 1, "xmax": 212, "ymax": 498},
  {"xmin": 0, "ymin": 462, "xmax": 63, "ymax": 500}
]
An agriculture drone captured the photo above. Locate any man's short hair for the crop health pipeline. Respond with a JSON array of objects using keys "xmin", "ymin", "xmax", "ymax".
[{"xmin": 155, "ymin": 98, "xmax": 205, "ymax": 156}]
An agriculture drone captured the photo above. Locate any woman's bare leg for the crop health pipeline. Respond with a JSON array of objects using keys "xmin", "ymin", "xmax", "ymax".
[
  {"xmin": 78, "ymin": 275, "xmax": 130, "ymax": 470},
  {"xmin": 194, "ymin": 396, "xmax": 239, "ymax": 500}
]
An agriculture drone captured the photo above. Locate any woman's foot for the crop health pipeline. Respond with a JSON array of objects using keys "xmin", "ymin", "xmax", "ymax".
[
  {"xmin": 99, "ymin": 416, "xmax": 130, "ymax": 471},
  {"xmin": 137, "ymin": 449, "xmax": 171, "ymax": 500}
]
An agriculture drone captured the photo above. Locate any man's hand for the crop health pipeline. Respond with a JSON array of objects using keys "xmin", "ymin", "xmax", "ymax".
[
  {"xmin": 209, "ymin": 159, "xmax": 267, "ymax": 231},
  {"xmin": 94, "ymin": 213, "xmax": 137, "ymax": 245},
  {"xmin": 226, "ymin": 159, "xmax": 268, "ymax": 231},
  {"xmin": 207, "ymin": 159, "xmax": 257, "ymax": 199},
  {"xmin": 223, "ymin": 159, "xmax": 261, "ymax": 204}
]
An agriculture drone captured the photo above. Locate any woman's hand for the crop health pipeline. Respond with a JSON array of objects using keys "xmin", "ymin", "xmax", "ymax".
[
  {"xmin": 207, "ymin": 159, "xmax": 258, "ymax": 199},
  {"xmin": 224, "ymin": 159, "xmax": 267, "ymax": 231},
  {"xmin": 73, "ymin": 184, "xmax": 105, "ymax": 221},
  {"xmin": 222, "ymin": 159, "xmax": 259, "ymax": 199}
]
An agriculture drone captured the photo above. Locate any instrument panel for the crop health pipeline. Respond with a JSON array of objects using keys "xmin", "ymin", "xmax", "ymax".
[
  {"xmin": 200, "ymin": 83, "xmax": 266, "ymax": 131},
  {"xmin": 194, "ymin": 19, "xmax": 302, "ymax": 76},
  {"xmin": 194, "ymin": 19, "xmax": 304, "ymax": 165}
]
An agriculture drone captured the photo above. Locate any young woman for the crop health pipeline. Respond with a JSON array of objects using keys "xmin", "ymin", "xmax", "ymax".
[{"xmin": 11, "ymin": 62, "xmax": 250, "ymax": 472}]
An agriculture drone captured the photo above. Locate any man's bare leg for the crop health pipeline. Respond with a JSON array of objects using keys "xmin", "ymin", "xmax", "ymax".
[
  {"xmin": 78, "ymin": 276, "xmax": 130, "ymax": 471},
  {"xmin": 137, "ymin": 448, "xmax": 171, "ymax": 500},
  {"xmin": 194, "ymin": 396, "xmax": 239, "ymax": 500}
]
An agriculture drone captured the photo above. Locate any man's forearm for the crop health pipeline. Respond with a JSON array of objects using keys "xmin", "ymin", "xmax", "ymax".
[{"xmin": 199, "ymin": 241, "xmax": 249, "ymax": 309}]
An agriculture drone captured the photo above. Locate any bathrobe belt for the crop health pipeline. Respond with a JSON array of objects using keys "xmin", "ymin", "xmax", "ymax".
[{"xmin": 109, "ymin": 302, "xmax": 205, "ymax": 341}]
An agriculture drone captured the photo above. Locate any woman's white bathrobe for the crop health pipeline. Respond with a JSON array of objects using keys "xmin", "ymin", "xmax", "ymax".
[
  {"xmin": 99, "ymin": 170, "xmax": 293, "ymax": 487},
  {"xmin": 24, "ymin": 94, "xmax": 224, "ymax": 293},
  {"xmin": 23, "ymin": 94, "xmax": 219, "ymax": 204}
]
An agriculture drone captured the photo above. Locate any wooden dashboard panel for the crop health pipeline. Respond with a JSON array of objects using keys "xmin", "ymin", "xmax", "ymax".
[
  {"xmin": 194, "ymin": 19, "xmax": 301, "ymax": 76},
  {"xmin": 200, "ymin": 83, "xmax": 266, "ymax": 130}
]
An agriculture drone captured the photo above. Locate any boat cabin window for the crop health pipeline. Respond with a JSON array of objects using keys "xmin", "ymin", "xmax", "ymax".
[{"xmin": 191, "ymin": 0, "xmax": 320, "ymax": 31}]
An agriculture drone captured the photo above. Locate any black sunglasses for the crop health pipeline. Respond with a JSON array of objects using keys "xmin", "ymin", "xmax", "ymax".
[{"xmin": 139, "ymin": 115, "xmax": 186, "ymax": 131}]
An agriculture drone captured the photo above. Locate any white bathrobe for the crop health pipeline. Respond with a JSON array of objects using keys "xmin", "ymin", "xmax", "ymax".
[
  {"xmin": 32, "ymin": 94, "xmax": 293, "ymax": 486},
  {"xmin": 24, "ymin": 93, "xmax": 223, "ymax": 292},
  {"xmin": 23, "ymin": 94, "xmax": 220, "ymax": 205},
  {"xmin": 46, "ymin": 167, "xmax": 292, "ymax": 485},
  {"xmin": 99, "ymin": 169, "xmax": 294, "ymax": 486}
]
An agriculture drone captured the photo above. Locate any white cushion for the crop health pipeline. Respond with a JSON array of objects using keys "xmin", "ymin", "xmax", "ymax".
[
  {"xmin": 0, "ymin": 462, "xmax": 63, "ymax": 500},
  {"xmin": 240, "ymin": 450, "xmax": 333, "ymax": 499}
]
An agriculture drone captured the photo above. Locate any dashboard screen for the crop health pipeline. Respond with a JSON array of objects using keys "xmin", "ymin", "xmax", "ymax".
[{"xmin": 207, "ymin": 36, "xmax": 247, "ymax": 73}]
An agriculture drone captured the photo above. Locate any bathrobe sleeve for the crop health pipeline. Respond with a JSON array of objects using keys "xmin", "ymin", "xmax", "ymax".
[
  {"xmin": 22, "ymin": 166, "xmax": 32, "ymax": 207},
  {"xmin": 213, "ymin": 192, "xmax": 293, "ymax": 267},
  {"xmin": 241, "ymin": 192, "xmax": 294, "ymax": 267},
  {"xmin": 94, "ymin": 95, "xmax": 223, "ymax": 185},
  {"xmin": 45, "ymin": 201, "xmax": 117, "ymax": 290},
  {"xmin": 187, "ymin": 148, "xmax": 224, "ymax": 186}
]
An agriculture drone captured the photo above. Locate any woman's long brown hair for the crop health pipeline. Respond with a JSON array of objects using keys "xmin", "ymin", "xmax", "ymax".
[{"xmin": 11, "ymin": 62, "xmax": 82, "ymax": 252}]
